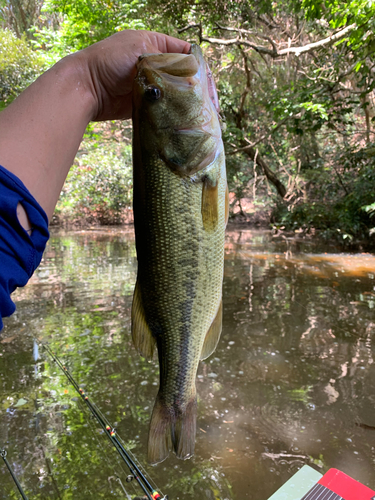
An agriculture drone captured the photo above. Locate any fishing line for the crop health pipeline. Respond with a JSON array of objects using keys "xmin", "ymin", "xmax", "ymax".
[
  {"xmin": 43, "ymin": 343, "xmax": 157, "ymax": 500},
  {"xmin": 42, "ymin": 343, "xmax": 167, "ymax": 500},
  {"xmin": 1, "ymin": 448, "xmax": 29, "ymax": 500},
  {"xmin": 62, "ymin": 367, "xmax": 161, "ymax": 500},
  {"xmin": 78, "ymin": 393, "xmax": 138, "ymax": 499},
  {"xmin": 108, "ymin": 476, "xmax": 134, "ymax": 500}
]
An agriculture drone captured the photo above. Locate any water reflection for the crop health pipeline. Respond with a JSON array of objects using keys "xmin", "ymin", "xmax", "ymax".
[{"xmin": 1, "ymin": 228, "xmax": 374, "ymax": 499}]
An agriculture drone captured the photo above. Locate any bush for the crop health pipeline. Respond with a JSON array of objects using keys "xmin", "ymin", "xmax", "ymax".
[
  {"xmin": 56, "ymin": 140, "xmax": 133, "ymax": 225},
  {"xmin": 272, "ymin": 143, "xmax": 375, "ymax": 247},
  {"xmin": 0, "ymin": 29, "xmax": 44, "ymax": 107}
]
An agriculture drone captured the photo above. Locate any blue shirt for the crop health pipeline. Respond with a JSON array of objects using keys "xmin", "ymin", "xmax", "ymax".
[{"xmin": 0, "ymin": 165, "xmax": 49, "ymax": 330}]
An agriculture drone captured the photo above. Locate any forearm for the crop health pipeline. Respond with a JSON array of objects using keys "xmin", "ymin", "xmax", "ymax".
[
  {"xmin": 0, "ymin": 30, "xmax": 191, "ymax": 330},
  {"xmin": 0, "ymin": 54, "xmax": 95, "ymax": 220},
  {"xmin": 0, "ymin": 30, "xmax": 190, "ymax": 225}
]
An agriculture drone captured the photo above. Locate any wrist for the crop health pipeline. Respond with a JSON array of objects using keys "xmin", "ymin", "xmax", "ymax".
[{"xmin": 52, "ymin": 52, "xmax": 99, "ymax": 123}]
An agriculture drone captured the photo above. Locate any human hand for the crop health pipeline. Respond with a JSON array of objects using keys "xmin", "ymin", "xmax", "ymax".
[{"xmin": 71, "ymin": 30, "xmax": 191, "ymax": 122}]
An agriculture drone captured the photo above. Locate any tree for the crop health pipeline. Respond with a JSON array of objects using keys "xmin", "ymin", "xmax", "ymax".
[
  {"xmin": 1, "ymin": 0, "xmax": 375, "ymax": 242},
  {"xmin": 39, "ymin": 0, "xmax": 147, "ymax": 51},
  {"xmin": 142, "ymin": 0, "xmax": 375, "ymax": 242},
  {"xmin": 0, "ymin": 0, "xmax": 44, "ymax": 37}
]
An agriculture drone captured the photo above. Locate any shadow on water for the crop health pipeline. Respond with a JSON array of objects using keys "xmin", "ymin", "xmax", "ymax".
[{"xmin": 1, "ymin": 227, "xmax": 374, "ymax": 499}]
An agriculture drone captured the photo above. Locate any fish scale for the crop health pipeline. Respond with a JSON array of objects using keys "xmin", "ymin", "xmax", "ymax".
[
  {"xmin": 132, "ymin": 45, "xmax": 227, "ymax": 464},
  {"xmin": 141, "ymin": 157, "xmax": 224, "ymax": 397}
]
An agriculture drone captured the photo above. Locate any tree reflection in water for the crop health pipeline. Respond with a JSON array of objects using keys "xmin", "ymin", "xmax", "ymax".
[{"xmin": 1, "ymin": 228, "xmax": 374, "ymax": 499}]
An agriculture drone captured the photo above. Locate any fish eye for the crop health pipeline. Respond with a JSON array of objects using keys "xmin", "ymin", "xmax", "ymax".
[{"xmin": 145, "ymin": 86, "xmax": 162, "ymax": 101}]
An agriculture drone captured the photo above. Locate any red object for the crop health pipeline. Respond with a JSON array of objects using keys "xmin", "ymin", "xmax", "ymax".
[{"xmin": 319, "ymin": 469, "xmax": 375, "ymax": 500}]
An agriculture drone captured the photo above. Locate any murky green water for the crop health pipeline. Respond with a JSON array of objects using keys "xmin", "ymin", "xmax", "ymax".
[{"xmin": 1, "ymin": 228, "xmax": 374, "ymax": 499}]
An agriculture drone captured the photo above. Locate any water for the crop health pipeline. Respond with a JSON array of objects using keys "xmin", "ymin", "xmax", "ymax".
[{"xmin": 0, "ymin": 228, "xmax": 374, "ymax": 499}]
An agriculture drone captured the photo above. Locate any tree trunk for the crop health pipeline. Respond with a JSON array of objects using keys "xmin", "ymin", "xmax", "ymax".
[{"xmin": 243, "ymin": 145, "xmax": 287, "ymax": 198}]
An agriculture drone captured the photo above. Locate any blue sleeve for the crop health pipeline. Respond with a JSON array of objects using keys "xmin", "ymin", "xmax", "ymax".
[{"xmin": 0, "ymin": 165, "xmax": 49, "ymax": 330}]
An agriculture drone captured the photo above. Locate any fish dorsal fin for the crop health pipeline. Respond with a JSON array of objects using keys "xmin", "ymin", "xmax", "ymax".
[
  {"xmin": 225, "ymin": 182, "xmax": 229, "ymax": 226},
  {"xmin": 200, "ymin": 301, "xmax": 223, "ymax": 360},
  {"xmin": 202, "ymin": 177, "xmax": 219, "ymax": 232},
  {"xmin": 131, "ymin": 280, "xmax": 156, "ymax": 360}
]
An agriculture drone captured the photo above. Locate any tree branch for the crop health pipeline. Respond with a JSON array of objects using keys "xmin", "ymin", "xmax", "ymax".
[
  {"xmin": 214, "ymin": 22, "xmax": 278, "ymax": 54},
  {"xmin": 227, "ymin": 115, "xmax": 298, "ymax": 155},
  {"xmin": 278, "ymin": 23, "xmax": 356, "ymax": 56},
  {"xmin": 245, "ymin": 146, "xmax": 287, "ymax": 198},
  {"xmin": 179, "ymin": 23, "xmax": 357, "ymax": 59}
]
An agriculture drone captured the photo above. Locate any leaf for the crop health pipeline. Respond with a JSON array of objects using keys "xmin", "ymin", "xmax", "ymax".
[
  {"xmin": 0, "ymin": 335, "xmax": 17, "ymax": 343},
  {"xmin": 14, "ymin": 398, "xmax": 28, "ymax": 407},
  {"xmin": 362, "ymin": 202, "xmax": 375, "ymax": 216}
]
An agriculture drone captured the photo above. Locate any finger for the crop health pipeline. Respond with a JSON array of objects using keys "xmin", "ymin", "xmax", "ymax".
[{"xmin": 149, "ymin": 31, "xmax": 191, "ymax": 54}]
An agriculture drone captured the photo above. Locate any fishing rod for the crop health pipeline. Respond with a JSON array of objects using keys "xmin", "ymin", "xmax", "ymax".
[
  {"xmin": 1, "ymin": 448, "xmax": 29, "ymax": 500},
  {"xmin": 43, "ymin": 344, "xmax": 167, "ymax": 500}
]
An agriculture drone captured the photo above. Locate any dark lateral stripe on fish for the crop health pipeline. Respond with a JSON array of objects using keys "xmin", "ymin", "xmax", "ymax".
[{"xmin": 132, "ymin": 44, "xmax": 226, "ymax": 465}]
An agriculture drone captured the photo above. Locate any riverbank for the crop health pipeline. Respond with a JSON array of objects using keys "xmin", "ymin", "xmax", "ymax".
[{"xmin": 50, "ymin": 206, "xmax": 375, "ymax": 253}]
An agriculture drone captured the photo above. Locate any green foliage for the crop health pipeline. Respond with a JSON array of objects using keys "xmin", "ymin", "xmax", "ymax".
[
  {"xmin": 273, "ymin": 143, "xmax": 375, "ymax": 245},
  {"xmin": 302, "ymin": 0, "xmax": 375, "ymax": 31},
  {"xmin": 40, "ymin": 0, "xmax": 147, "ymax": 51},
  {"xmin": 56, "ymin": 138, "xmax": 133, "ymax": 224},
  {"xmin": 0, "ymin": 0, "xmax": 45, "ymax": 37},
  {"xmin": 1, "ymin": 0, "xmax": 374, "ymax": 242},
  {"xmin": 29, "ymin": 25, "xmax": 72, "ymax": 65},
  {"xmin": 0, "ymin": 28, "xmax": 44, "ymax": 105}
]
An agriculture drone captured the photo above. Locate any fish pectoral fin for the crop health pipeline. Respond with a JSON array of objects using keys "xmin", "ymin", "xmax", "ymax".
[
  {"xmin": 131, "ymin": 280, "xmax": 156, "ymax": 361},
  {"xmin": 202, "ymin": 176, "xmax": 219, "ymax": 232},
  {"xmin": 200, "ymin": 300, "xmax": 223, "ymax": 360}
]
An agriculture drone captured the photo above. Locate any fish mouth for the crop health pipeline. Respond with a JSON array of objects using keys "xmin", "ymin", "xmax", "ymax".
[
  {"xmin": 174, "ymin": 119, "xmax": 221, "ymax": 141},
  {"xmin": 158, "ymin": 120, "xmax": 219, "ymax": 139},
  {"xmin": 189, "ymin": 45, "xmax": 221, "ymax": 114}
]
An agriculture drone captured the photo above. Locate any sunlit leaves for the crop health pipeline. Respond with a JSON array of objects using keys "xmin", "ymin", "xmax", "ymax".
[
  {"xmin": 40, "ymin": 0, "xmax": 147, "ymax": 51},
  {"xmin": 56, "ymin": 140, "xmax": 133, "ymax": 224},
  {"xmin": 0, "ymin": 29, "xmax": 44, "ymax": 104},
  {"xmin": 300, "ymin": 102, "xmax": 329, "ymax": 121}
]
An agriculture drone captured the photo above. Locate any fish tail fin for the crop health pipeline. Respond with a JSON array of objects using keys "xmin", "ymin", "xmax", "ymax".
[
  {"xmin": 173, "ymin": 396, "xmax": 197, "ymax": 461},
  {"xmin": 148, "ymin": 394, "xmax": 173, "ymax": 465},
  {"xmin": 148, "ymin": 392, "xmax": 197, "ymax": 465}
]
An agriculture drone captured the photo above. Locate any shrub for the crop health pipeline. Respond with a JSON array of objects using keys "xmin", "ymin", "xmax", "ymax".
[
  {"xmin": 272, "ymin": 143, "xmax": 375, "ymax": 247},
  {"xmin": 0, "ymin": 29, "xmax": 44, "ymax": 107},
  {"xmin": 56, "ymin": 141, "xmax": 133, "ymax": 225}
]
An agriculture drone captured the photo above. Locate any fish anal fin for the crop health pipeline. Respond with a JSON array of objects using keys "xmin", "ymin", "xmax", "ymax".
[
  {"xmin": 148, "ymin": 393, "xmax": 197, "ymax": 465},
  {"xmin": 131, "ymin": 281, "xmax": 156, "ymax": 361},
  {"xmin": 202, "ymin": 177, "xmax": 218, "ymax": 232},
  {"xmin": 225, "ymin": 183, "xmax": 229, "ymax": 226},
  {"xmin": 200, "ymin": 300, "xmax": 223, "ymax": 360}
]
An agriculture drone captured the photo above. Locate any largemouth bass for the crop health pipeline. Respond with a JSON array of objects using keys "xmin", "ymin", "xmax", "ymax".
[{"xmin": 131, "ymin": 44, "xmax": 228, "ymax": 465}]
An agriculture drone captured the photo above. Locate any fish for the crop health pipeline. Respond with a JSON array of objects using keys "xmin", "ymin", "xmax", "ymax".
[{"xmin": 131, "ymin": 44, "xmax": 228, "ymax": 465}]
